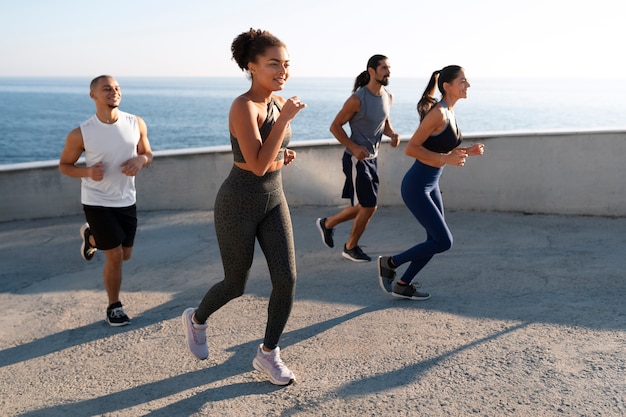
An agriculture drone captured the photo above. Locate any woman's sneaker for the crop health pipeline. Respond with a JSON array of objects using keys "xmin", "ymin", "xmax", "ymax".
[
  {"xmin": 252, "ymin": 344, "xmax": 295, "ymax": 386},
  {"xmin": 392, "ymin": 282, "xmax": 431, "ymax": 300},
  {"xmin": 181, "ymin": 308, "xmax": 209, "ymax": 360},
  {"xmin": 106, "ymin": 302, "xmax": 130, "ymax": 326},
  {"xmin": 377, "ymin": 256, "xmax": 396, "ymax": 292}
]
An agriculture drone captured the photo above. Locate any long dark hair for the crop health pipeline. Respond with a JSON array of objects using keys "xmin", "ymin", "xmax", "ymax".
[
  {"xmin": 231, "ymin": 28, "xmax": 285, "ymax": 74},
  {"xmin": 352, "ymin": 54, "xmax": 388, "ymax": 93},
  {"xmin": 416, "ymin": 65, "xmax": 462, "ymax": 121}
]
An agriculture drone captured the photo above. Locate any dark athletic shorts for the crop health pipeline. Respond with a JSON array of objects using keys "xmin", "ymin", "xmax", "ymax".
[
  {"xmin": 83, "ymin": 204, "xmax": 137, "ymax": 250},
  {"xmin": 341, "ymin": 152, "xmax": 379, "ymax": 208}
]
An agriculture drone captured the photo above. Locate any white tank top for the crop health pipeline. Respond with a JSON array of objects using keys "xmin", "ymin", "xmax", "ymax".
[{"xmin": 80, "ymin": 111, "xmax": 139, "ymax": 207}]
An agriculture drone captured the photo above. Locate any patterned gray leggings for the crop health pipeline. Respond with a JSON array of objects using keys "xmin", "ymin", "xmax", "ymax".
[{"xmin": 195, "ymin": 165, "xmax": 297, "ymax": 350}]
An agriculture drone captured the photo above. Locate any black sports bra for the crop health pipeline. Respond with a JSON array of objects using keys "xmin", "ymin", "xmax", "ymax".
[
  {"xmin": 231, "ymin": 98, "xmax": 291, "ymax": 163},
  {"xmin": 422, "ymin": 101, "xmax": 462, "ymax": 153}
]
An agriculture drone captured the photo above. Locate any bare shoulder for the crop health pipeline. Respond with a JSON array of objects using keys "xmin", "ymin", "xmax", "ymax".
[
  {"xmin": 425, "ymin": 103, "xmax": 447, "ymax": 123},
  {"xmin": 342, "ymin": 93, "xmax": 361, "ymax": 111},
  {"xmin": 66, "ymin": 126, "xmax": 83, "ymax": 143},
  {"xmin": 271, "ymin": 94, "xmax": 287, "ymax": 106}
]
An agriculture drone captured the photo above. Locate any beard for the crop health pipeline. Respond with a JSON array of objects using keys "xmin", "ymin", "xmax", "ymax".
[{"xmin": 376, "ymin": 76, "xmax": 389, "ymax": 86}]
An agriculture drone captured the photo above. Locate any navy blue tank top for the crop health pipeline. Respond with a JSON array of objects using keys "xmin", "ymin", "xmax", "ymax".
[
  {"xmin": 231, "ymin": 97, "xmax": 291, "ymax": 163},
  {"xmin": 422, "ymin": 101, "xmax": 462, "ymax": 153}
]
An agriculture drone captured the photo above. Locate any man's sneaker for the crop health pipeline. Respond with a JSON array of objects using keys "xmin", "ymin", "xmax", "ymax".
[
  {"xmin": 342, "ymin": 244, "xmax": 371, "ymax": 262},
  {"xmin": 316, "ymin": 218, "xmax": 334, "ymax": 248},
  {"xmin": 377, "ymin": 256, "xmax": 396, "ymax": 292},
  {"xmin": 391, "ymin": 282, "xmax": 431, "ymax": 301},
  {"xmin": 252, "ymin": 344, "xmax": 295, "ymax": 386},
  {"xmin": 79, "ymin": 223, "xmax": 97, "ymax": 261},
  {"xmin": 106, "ymin": 302, "xmax": 131, "ymax": 326},
  {"xmin": 181, "ymin": 307, "xmax": 208, "ymax": 360}
]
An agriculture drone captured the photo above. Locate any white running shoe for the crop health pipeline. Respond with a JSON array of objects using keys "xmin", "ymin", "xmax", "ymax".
[
  {"xmin": 252, "ymin": 344, "xmax": 295, "ymax": 386},
  {"xmin": 181, "ymin": 308, "xmax": 208, "ymax": 360}
]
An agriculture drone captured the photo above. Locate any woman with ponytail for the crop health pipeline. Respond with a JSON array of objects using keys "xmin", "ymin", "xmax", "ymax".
[{"xmin": 377, "ymin": 65, "xmax": 484, "ymax": 300}]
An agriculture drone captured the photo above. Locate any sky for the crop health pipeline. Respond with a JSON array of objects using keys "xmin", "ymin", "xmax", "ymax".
[{"xmin": 0, "ymin": 0, "xmax": 621, "ymax": 79}]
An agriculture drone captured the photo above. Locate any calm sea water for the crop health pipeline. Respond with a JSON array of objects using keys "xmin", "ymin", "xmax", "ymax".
[{"xmin": 1, "ymin": 76, "xmax": 625, "ymax": 165}]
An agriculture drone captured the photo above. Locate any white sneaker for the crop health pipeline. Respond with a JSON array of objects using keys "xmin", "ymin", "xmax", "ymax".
[
  {"xmin": 252, "ymin": 344, "xmax": 295, "ymax": 386},
  {"xmin": 181, "ymin": 308, "xmax": 208, "ymax": 360}
]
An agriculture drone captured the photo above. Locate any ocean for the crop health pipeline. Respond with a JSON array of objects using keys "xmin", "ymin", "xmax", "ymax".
[{"xmin": 1, "ymin": 76, "xmax": 625, "ymax": 165}]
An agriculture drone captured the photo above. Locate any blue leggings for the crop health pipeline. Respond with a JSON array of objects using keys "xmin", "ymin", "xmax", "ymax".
[{"xmin": 392, "ymin": 159, "xmax": 453, "ymax": 284}]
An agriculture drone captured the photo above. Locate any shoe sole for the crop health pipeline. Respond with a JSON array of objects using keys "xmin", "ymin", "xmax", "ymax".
[
  {"xmin": 391, "ymin": 292, "xmax": 431, "ymax": 301},
  {"xmin": 181, "ymin": 308, "xmax": 208, "ymax": 360},
  {"xmin": 377, "ymin": 256, "xmax": 393, "ymax": 293},
  {"xmin": 316, "ymin": 218, "xmax": 333, "ymax": 248},
  {"xmin": 342, "ymin": 251, "xmax": 370, "ymax": 262},
  {"xmin": 106, "ymin": 318, "xmax": 130, "ymax": 327},
  {"xmin": 252, "ymin": 357, "xmax": 295, "ymax": 386}
]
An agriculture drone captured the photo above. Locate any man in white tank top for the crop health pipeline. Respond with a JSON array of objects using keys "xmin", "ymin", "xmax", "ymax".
[{"xmin": 59, "ymin": 75, "xmax": 153, "ymax": 326}]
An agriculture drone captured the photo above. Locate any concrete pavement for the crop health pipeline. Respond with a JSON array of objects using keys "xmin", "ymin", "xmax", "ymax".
[{"xmin": 1, "ymin": 206, "xmax": 625, "ymax": 416}]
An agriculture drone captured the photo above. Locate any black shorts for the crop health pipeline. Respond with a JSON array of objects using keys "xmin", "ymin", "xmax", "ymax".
[{"xmin": 83, "ymin": 204, "xmax": 137, "ymax": 250}]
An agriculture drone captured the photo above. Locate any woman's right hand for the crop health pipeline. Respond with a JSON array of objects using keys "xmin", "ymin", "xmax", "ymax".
[{"xmin": 280, "ymin": 96, "xmax": 307, "ymax": 121}]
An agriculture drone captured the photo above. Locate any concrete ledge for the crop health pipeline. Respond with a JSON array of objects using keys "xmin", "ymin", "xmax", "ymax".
[{"xmin": 1, "ymin": 129, "xmax": 625, "ymax": 222}]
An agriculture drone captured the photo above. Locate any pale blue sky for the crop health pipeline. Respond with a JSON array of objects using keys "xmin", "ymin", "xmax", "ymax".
[{"xmin": 0, "ymin": 0, "xmax": 620, "ymax": 79}]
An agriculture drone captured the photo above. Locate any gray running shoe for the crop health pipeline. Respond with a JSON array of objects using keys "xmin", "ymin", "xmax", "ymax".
[
  {"xmin": 106, "ymin": 302, "xmax": 130, "ymax": 326},
  {"xmin": 80, "ymin": 223, "xmax": 97, "ymax": 261},
  {"xmin": 181, "ymin": 307, "xmax": 208, "ymax": 360},
  {"xmin": 377, "ymin": 256, "xmax": 396, "ymax": 292},
  {"xmin": 252, "ymin": 344, "xmax": 295, "ymax": 386},
  {"xmin": 392, "ymin": 282, "xmax": 431, "ymax": 300},
  {"xmin": 342, "ymin": 244, "xmax": 371, "ymax": 262},
  {"xmin": 316, "ymin": 218, "xmax": 334, "ymax": 248}
]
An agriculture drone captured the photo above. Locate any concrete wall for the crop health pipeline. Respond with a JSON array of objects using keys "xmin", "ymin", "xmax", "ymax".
[{"xmin": 1, "ymin": 129, "xmax": 625, "ymax": 222}]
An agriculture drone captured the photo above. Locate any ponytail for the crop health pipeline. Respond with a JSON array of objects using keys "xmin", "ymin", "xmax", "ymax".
[
  {"xmin": 352, "ymin": 71, "xmax": 369, "ymax": 93},
  {"xmin": 416, "ymin": 65, "xmax": 462, "ymax": 121},
  {"xmin": 417, "ymin": 71, "xmax": 440, "ymax": 121}
]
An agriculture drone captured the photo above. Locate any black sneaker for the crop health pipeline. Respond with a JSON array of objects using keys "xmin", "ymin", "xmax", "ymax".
[
  {"xmin": 342, "ymin": 244, "xmax": 371, "ymax": 262},
  {"xmin": 392, "ymin": 282, "xmax": 431, "ymax": 300},
  {"xmin": 316, "ymin": 218, "xmax": 334, "ymax": 248},
  {"xmin": 106, "ymin": 302, "xmax": 131, "ymax": 327},
  {"xmin": 79, "ymin": 223, "xmax": 97, "ymax": 261},
  {"xmin": 377, "ymin": 256, "xmax": 396, "ymax": 292}
]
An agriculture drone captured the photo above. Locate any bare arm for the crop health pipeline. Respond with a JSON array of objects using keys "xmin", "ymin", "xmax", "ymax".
[
  {"xmin": 405, "ymin": 106, "xmax": 468, "ymax": 167},
  {"xmin": 121, "ymin": 116, "xmax": 153, "ymax": 176},
  {"xmin": 231, "ymin": 95, "xmax": 305, "ymax": 176},
  {"xmin": 329, "ymin": 95, "xmax": 370, "ymax": 160},
  {"xmin": 59, "ymin": 127, "xmax": 105, "ymax": 180},
  {"xmin": 383, "ymin": 118, "xmax": 400, "ymax": 147}
]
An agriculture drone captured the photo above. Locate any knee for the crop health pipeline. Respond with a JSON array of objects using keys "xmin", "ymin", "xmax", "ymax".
[
  {"xmin": 105, "ymin": 246, "xmax": 124, "ymax": 264},
  {"xmin": 362, "ymin": 205, "xmax": 377, "ymax": 216},
  {"xmin": 223, "ymin": 282, "xmax": 246, "ymax": 300},
  {"xmin": 436, "ymin": 236, "xmax": 453, "ymax": 253}
]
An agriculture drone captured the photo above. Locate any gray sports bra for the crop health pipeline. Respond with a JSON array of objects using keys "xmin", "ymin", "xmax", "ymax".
[{"xmin": 230, "ymin": 97, "xmax": 291, "ymax": 163}]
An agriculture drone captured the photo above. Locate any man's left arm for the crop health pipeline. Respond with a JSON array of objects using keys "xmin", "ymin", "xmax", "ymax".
[
  {"xmin": 121, "ymin": 116, "xmax": 153, "ymax": 176},
  {"xmin": 383, "ymin": 118, "xmax": 400, "ymax": 148}
]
